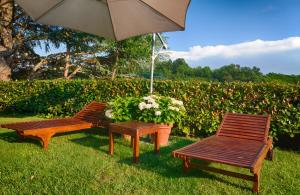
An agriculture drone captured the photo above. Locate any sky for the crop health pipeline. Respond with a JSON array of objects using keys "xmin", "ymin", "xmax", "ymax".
[{"xmin": 165, "ymin": 0, "xmax": 300, "ymax": 74}]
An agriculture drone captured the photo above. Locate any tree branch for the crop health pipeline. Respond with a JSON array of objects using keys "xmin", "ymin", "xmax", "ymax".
[
  {"xmin": 67, "ymin": 66, "xmax": 81, "ymax": 80},
  {"xmin": 0, "ymin": 0, "xmax": 13, "ymax": 8}
]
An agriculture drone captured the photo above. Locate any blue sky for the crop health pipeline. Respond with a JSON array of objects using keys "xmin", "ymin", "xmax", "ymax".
[{"xmin": 165, "ymin": 0, "xmax": 300, "ymax": 74}]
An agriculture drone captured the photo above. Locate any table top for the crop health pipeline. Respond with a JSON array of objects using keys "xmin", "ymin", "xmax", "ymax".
[{"xmin": 109, "ymin": 121, "xmax": 160, "ymax": 135}]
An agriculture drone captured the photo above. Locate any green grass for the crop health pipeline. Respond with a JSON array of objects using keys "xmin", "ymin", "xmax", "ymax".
[{"xmin": 0, "ymin": 115, "xmax": 299, "ymax": 194}]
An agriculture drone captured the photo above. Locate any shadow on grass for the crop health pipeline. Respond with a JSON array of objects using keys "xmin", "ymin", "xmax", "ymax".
[
  {"xmin": 0, "ymin": 131, "xmax": 41, "ymax": 146},
  {"xmin": 114, "ymin": 137, "xmax": 252, "ymax": 191},
  {"xmin": 0, "ymin": 127, "xmax": 108, "ymax": 149},
  {"xmin": 69, "ymin": 128, "xmax": 109, "ymax": 149}
]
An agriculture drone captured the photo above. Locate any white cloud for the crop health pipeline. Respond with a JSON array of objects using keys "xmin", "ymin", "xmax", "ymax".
[{"xmin": 169, "ymin": 37, "xmax": 300, "ymax": 61}]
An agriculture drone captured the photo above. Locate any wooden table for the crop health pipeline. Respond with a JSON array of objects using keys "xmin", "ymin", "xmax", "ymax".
[{"xmin": 109, "ymin": 121, "xmax": 160, "ymax": 163}]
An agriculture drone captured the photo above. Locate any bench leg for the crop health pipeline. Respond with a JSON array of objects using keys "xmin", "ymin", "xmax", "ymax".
[
  {"xmin": 109, "ymin": 131, "xmax": 114, "ymax": 155},
  {"xmin": 39, "ymin": 133, "xmax": 54, "ymax": 150},
  {"xmin": 16, "ymin": 131, "xmax": 25, "ymax": 141},
  {"xmin": 266, "ymin": 148, "xmax": 274, "ymax": 161},
  {"xmin": 183, "ymin": 158, "xmax": 190, "ymax": 173},
  {"xmin": 252, "ymin": 170, "xmax": 261, "ymax": 193}
]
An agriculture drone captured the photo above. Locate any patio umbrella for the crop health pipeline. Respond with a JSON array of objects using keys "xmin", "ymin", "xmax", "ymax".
[{"xmin": 16, "ymin": 0, "xmax": 191, "ymax": 92}]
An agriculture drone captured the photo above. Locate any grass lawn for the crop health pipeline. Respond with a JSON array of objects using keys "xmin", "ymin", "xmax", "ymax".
[{"xmin": 0, "ymin": 115, "xmax": 299, "ymax": 194}]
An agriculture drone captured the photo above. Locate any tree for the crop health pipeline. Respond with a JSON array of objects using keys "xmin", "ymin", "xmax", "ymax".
[
  {"xmin": 265, "ymin": 73, "xmax": 300, "ymax": 84},
  {"xmin": 212, "ymin": 64, "xmax": 263, "ymax": 82},
  {"xmin": 171, "ymin": 58, "xmax": 192, "ymax": 77},
  {"xmin": 98, "ymin": 35, "xmax": 152, "ymax": 80},
  {"xmin": 42, "ymin": 27, "xmax": 104, "ymax": 79},
  {"xmin": 155, "ymin": 59, "xmax": 173, "ymax": 78},
  {"xmin": 0, "ymin": 2, "xmax": 105, "ymax": 80},
  {"xmin": 0, "ymin": 2, "xmax": 53, "ymax": 80},
  {"xmin": 0, "ymin": 0, "xmax": 14, "ymax": 80}
]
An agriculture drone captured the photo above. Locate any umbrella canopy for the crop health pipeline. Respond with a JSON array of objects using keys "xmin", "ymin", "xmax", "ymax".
[{"xmin": 16, "ymin": 0, "xmax": 190, "ymax": 41}]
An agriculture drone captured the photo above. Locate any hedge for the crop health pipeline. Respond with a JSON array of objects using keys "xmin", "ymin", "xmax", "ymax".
[{"xmin": 0, "ymin": 79, "xmax": 299, "ymax": 141}]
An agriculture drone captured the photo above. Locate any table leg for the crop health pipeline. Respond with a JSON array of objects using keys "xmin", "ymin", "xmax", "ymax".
[
  {"xmin": 133, "ymin": 135, "xmax": 139, "ymax": 163},
  {"xmin": 130, "ymin": 136, "xmax": 134, "ymax": 148},
  {"xmin": 154, "ymin": 131, "xmax": 160, "ymax": 153},
  {"xmin": 109, "ymin": 131, "xmax": 114, "ymax": 155}
]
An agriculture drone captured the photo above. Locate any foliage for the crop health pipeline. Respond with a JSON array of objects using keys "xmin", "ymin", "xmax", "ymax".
[
  {"xmin": 97, "ymin": 35, "xmax": 152, "ymax": 79},
  {"xmin": 212, "ymin": 64, "xmax": 263, "ymax": 82},
  {"xmin": 105, "ymin": 95, "xmax": 186, "ymax": 125},
  {"xmin": 265, "ymin": 73, "xmax": 300, "ymax": 84},
  {"xmin": 154, "ymin": 59, "xmax": 300, "ymax": 84},
  {"xmin": 0, "ymin": 79, "xmax": 299, "ymax": 140},
  {"xmin": 105, "ymin": 96, "xmax": 140, "ymax": 122}
]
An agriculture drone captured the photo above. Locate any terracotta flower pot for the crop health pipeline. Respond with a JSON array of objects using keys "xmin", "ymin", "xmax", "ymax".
[{"xmin": 152, "ymin": 124, "xmax": 173, "ymax": 146}]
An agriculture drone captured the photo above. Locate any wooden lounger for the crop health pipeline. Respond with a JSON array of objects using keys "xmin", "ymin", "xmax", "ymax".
[
  {"xmin": 0, "ymin": 101, "xmax": 109, "ymax": 149},
  {"xmin": 173, "ymin": 113, "xmax": 273, "ymax": 192}
]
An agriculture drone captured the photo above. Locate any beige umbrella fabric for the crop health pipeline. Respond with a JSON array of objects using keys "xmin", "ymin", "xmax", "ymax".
[{"xmin": 16, "ymin": 0, "xmax": 191, "ymax": 41}]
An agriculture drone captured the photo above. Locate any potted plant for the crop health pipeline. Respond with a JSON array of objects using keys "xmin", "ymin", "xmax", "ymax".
[{"xmin": 105, "ymin": 95, "xmax": 186, "ymax": 146}]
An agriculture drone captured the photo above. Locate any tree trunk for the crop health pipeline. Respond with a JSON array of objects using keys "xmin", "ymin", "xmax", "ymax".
[
  {"xmin": 64, "ymin": 43, "xmax": 81, "ymax": 80},
  {"xmin": 66, "ymin": 66, "xmax": 81, "ymax": 80},
  {"xmin": 28, "ymin": 59, "xmax": 47, "ymax": 80},
  {"xmin": 64, "ymin": 43, "xmax": 71, "ymax": 79},
  {"xmin": 0, "ymin": 0, "xmax": 14, "ymax": 81},
  {"xmin": 0, "ymin": 58, "xmax": 11, "ymax": 80},
  {"xmin": 111, "ymin": 67, "xmax": 117, "ymax": 80},
  {"xmin": 111, "ymin": 47, "xmax": 119, "ymax": 80}
]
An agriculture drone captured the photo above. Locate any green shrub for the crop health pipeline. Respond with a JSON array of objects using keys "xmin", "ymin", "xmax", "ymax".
[
  {"xmin": 105, "ymin": 95, "xmax": 186, "ymax": 125},
  {"xmin": 0, "ymin": 79, "xmax": 299, "ymax": 141}
]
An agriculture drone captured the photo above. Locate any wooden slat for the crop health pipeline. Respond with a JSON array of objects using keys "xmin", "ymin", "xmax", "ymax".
[
  {"xmin": 74, "ymin": 101, "xmax": 106, "ymax": 126},
  {"xmin": 173, "ymin": 136, "xmax": 265, "ymax": 168},
  {"xmin": 216, "ymin": 113, "xmax": 269, "ymax": 141},
  {"xmin": 222, "ymin": 122, "xmax": 266, "ymax": 128}
]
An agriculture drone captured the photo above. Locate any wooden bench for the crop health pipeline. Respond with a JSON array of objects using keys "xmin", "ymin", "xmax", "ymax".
[
  {"xmin": 173, "ymin": 113, "xmax": 273, "ymax": 192},
  {"xmin": 0, "ymin": 101, "xmax": 109, "ymax": 149}
]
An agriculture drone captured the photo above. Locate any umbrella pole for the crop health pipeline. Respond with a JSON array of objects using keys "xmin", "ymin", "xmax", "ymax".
[{"xmin": 150, "ymin": 33, "xmax": 156, "ymax": 94}]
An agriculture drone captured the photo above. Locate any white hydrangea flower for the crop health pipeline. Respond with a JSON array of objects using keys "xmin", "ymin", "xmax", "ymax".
[
  {"xmin": 177, "ymin": 100, "xmax": 184, "ymax": 106},
  {"xmin": 139, "ymin": 102, "xmax": 147, "ymax": 110},
  {"xmin": 152, "ymin": 103, "xmax": 159, "ymax": 109},
  {"xmin": 171, "ymin": 98, "xmax": 184, "ymax": 106},
  {"xmin": 169, "ymin": 106, "xmax": 179, "ymax": 112},
  {"xmin": 148, "ymin": 98, "xmax": 156, "ymax": 104},
  {"xmin": 155, "ymin": 111, "xmax": 162, "ymax": 116},
  {"xmin": 143, "ymin": 96, "xmax": 153, "ymax": 101},
  {"xmin": 145, "ymin": 104, "xmax": 153, "ymax": 109},
  {"xmin": 169, "ymin": 106, "xmax": 175, "ymax": 110},
  {"xmin": 143, "ymin": 95, "xmax": 158, "ymax": 103},
  {"xmin": 105, "ymin": 109, "xmax": 114, "ymax": 118}
]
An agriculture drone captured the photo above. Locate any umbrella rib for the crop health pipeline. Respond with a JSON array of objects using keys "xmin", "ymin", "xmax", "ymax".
[
  {"xmin": 34, "ymin": 0, "xmax": 66, "ymax": 22},
  {"xmin": 138, "ymin": 0, "xmax": 186, "ymax": 30}
]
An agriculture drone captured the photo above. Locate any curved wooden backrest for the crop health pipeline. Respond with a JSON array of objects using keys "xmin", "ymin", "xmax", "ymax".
[
  {"xmin": 217, "ymin": 113, "xmax": 270, "ymax": 142},
  {"xmin": 74, "ymin": 101, "xmax": 107, "ymax": 125}
]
